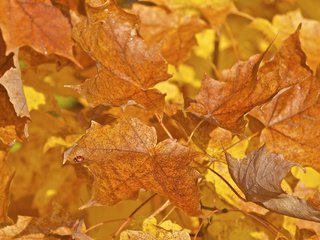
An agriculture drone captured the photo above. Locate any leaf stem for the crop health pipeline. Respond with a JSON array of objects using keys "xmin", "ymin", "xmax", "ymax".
[
  {"xmin": 223, "ymin": 22, "xmax": 240, "ymax": 60},
  {"xmin": 159, "ymin": 206, "xmax": 176, "ymax": 224},
  {"xmin": 187, "ymin": 118, "xmax": 205, "ymax": 145},
  {"xmin": 213, "ymin": 31, "xmax": 220, "ymax": 69},
  {"xmin": 85, "ymin": 218, "xmax": 126, "ymax": 233},
  {"xmin": 148, "ymin": 199, "xmax": 171, "ymax": 218},
  {"xmin": 229, "ymin": 209, "xmax": 285, "ymax": 238},
  {"xmin": 193, "ymin": 209, "xmax": 220, "ymax": 240},
  {"xmin": 222, "ymin": 131, "xmax": 260, "ymax": 152},
  {"xmin": 208, "ymin": 168, "xmax": 247, "ymax": 202},
  {"xmin": 155, "ymin": 113, "xmax": 174, "ymax": 140},
  {"xmin": 231, "ymin": 10, "xmax": 255, "ymax": 21},
  {"xmin": 112, "ymin": 193, "xmax": 157, "ymax": 239},
  {"xmin": 201, "ymin": 206, "xmax": 284, "ymax": 238}
]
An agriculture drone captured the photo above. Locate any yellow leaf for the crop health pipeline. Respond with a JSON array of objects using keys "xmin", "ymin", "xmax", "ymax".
[{"xmin": 23, "ymin": 85, "xmax": 46, "ymax": 111}]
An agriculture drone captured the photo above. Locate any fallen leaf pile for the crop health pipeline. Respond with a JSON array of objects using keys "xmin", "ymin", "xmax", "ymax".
[{"xmin": 1, "ymin": 0, "xmax": 320, "ymax": 239}]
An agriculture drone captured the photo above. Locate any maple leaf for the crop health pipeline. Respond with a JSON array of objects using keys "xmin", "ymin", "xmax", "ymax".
[
  {"xmin": 187, "ymin": 26, "xmax": 312, "ymax": 132},
  {"xmin": 52, "ymin": 0, "xmax": 81, "ymax": 12},
  {"xmin": 0, "ymin": 0, "xmax": 75, "ymax": 62},
  {"xmin": 226, "ymin": 146, "xmax": 320, "ymax": 222},
  {"xmin": 250, "ymin": 76, "xmax": 320, "ymax": 170},
  {"xmin": 145, "ymin": 0, "xmax": 234, "ymax": 29},
  {"xmin": 0, "ymin": 48, "xmax": 29, "ymax": 145},
  {"xmin": 132, "ymin": 4, "xmax": 206, "ymax": 66},
  {"xmin": 64, "ymin": 118, "xmax": 201, "ymax": 215},
  {"xmin": 273, "ymin": 10, "xmax": 320, "ymax": 72},
  {"xmin": 72, "ymin": 0, "xmax": 170, "ymax": 113}
]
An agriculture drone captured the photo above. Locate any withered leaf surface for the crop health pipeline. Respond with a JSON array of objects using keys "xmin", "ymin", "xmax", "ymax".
[
  {"xmin": 132, "ymin": 4, "xmax": 206, "ymax": 66},
  {"xmin": 250, "ymin": 76, "xmax": 320, "ymax": 170},
  {"xmin": 0, "ymin": 51, "xmax": 29, "ymax": 145},
  {"xmin": 72, "ymin": 0, "xmax": 170, "ymax": 113},
  {"xmin": 0, "ymin": 149, "xmax": 14, "ymax": 225},
  {"xmin": 172, "ymin": 111, "xmax": 216, "ymax": 151},
  {"xmin": 227, "ymin": 146, "xmax": 320, "ymax": 222},
  {"xmin": 273, "ymin": 10, "xmax": 320, "ymax": 72},
  {"xmin": 187, "ymin": 26, "xmax": 312, "ymax": 132},
  {"xmin": 0, "ymin": 31, "xmax": 13, "ymax": 78},
  {"xmin": 64, "ymin": 118, "xmax": 201, "ymax": 215},
  {"xmin": 144, "ymin": 0, "xmax": 233, "ymax": 29},
  {"xmin": 0, "ymin": 0, "xmax": 75, "ymax": 61}
]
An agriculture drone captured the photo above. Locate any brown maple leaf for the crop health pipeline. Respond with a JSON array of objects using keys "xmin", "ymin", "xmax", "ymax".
[
  {"xmin": 273, "ymin": 10, "xmax": 320, "ymax": 72},
  {"xmin": 0, "ymin": 0, "xmax": 75, "ymax": 62},
  {"xmin": 144, "ymin": 0, "xmax": 234, "ymax": 29},
  {"xmin": 226, "ymin": 146, "xmax": 320, "ymax": 222},
  {"xmin": 64, "ymin": 118, "xmax": 201, "ymax": 216},
  {"xmin": 72, "ymin": 0, "xmax": 170, "ymax": 113},
  {"xmin": 187, "ymin": 26, "xmax": 312, "ymax": 132},
  {"xmin": 132, "ymin": 4, "xmax": 206, "ymax": 66},
  {"xmin": 250, "ymin": 76, "xmax": 320, "ymax": 170}
]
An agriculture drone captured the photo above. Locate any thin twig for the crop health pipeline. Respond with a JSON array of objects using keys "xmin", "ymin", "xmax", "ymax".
[
  {"xmin": 85, "ymin": 218, "xmax": 126, "ymax": 233},
  {"xmin": 222, "ymin": 131, "xmax": 260, "ymax": 152},
  {"xmin": 193, "ymin": 209, "xmax": 220, "ymax": 240},
  {"xmin": 148, "ymin": 200, "xmax": 171, "ymax": 218},
  {"xmin": 155, "ymin": 113, "xmax": 174, "ymax": 140},
  {"xmin": 187, "ymin": 118, "xmax": 205, "ymax": 145},
  {"xmin": 213, "ymin": 31, "xmax": 220, "ymax": 69},
  {"xmin": 159, "ymin": 206, "xmax": 176, "ymax": 224},
  {"xmin": 229, "ymin": 209, "xmax": 285, "ymax": 238},
  {"xmin": 207, "ymin": 168, "xmax": 246, "ymax": 202},
  {"xmin": 201, "ymin": 206, "xmax": 283, "ymax": 238},
  {"xmin": 210, "ymin": 63, "xmax": 224, "ymax": 80},
  {"xmin": 223, "ymin": 22, "xmax": 240, "ymax": 60},
  {"xmin": 231, "ymin": 10, "xmax": 255, "ymax": 21},
  {"xmin": 112, "ymin": 193, "xmax": 157, "ymax": 239}
]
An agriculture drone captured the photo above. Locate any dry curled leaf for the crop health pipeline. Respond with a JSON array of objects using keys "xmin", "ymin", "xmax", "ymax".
[
  {"xmin": 187, "ymin": 26, "xmax": 312, "ymax": 132},
  {"xmin": 273, "ymin": 10, "xmax": 320, "ymax": 72},
  {"xmin": 64, "ymin": 118, "xmax": 201, "ymax": 215},
  {"xmin": 0, "ymin": 0, "xmax": 75, "ymax": 62},
  {"xmin": 72, "ymin": 0, "xmax": 170, "ymax": 113},
  {"xmin": 227, "ymin": 146, "xmax": 320, "ymax": 222},
  {"xmin": 0, "ymin": 48, "xmax": 29, "ymax": 145},
  {"xmin": 132, "ymin": 4, "xmax": 207, "ymax": 66}
]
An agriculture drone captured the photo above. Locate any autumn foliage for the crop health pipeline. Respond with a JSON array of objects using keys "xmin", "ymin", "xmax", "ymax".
[{"xmin": 1, "ymin": 0, "xmax": 320, "ymax": 239}]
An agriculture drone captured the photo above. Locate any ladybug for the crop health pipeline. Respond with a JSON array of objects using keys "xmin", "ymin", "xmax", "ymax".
[{"xmin": 73, "ymin": 156, "xmax": 84, "ymax": 163}]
